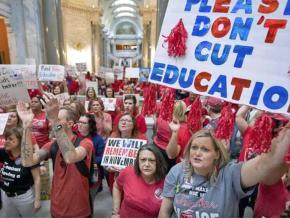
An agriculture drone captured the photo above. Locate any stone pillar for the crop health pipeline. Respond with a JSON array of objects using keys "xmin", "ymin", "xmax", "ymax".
[
  {"xmin": 9, "ymin": 0, "xmax": 27, "ymax": 64},
  {"xmin": 42, "ymin": 0, "xmax": 65, "ymax": 64}
]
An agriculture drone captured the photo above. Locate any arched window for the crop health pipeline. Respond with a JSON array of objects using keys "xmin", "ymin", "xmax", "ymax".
[{"xmin": 116, "ymin": 22, "xmax": 136, "ymax": 35}]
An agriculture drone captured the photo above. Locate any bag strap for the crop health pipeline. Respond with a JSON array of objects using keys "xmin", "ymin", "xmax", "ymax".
[{"xmin": 50, "ymin": 137, "xmax": 90, "ymax": 178}]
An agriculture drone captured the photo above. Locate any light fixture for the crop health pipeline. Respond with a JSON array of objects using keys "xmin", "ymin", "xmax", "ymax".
[
  {"xmin": 112, "ymin": 0, "xmax": 136, "ymax": 7},
  {"xmin": 115, "ymin": 12, "xmax": 136, "ymax": 18},
  {"xmin": 113, "ymin": 6, "xmax": 136, "ymax": 13}
]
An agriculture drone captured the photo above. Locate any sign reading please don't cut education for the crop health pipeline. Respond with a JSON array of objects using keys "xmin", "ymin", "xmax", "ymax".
[{"xmin": 149, "ymin": 0, "xmax": 290, "ymax": 115}]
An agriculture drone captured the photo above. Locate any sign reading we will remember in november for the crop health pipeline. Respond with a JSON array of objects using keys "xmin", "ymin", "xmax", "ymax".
[
  {"xmin": 38, "ymin": 65, "xmax": 65, "ymax": 81},
  {"xmin": 0, "ymin": 65, "xmax": 31, "ymax": 106},
  {"xmin": 149, "ymin": 0, "xmax": 290, "ymax": 115},
  {"xmin": 101, "ymin": 138, "xmax": 147, "ymax": 170}
]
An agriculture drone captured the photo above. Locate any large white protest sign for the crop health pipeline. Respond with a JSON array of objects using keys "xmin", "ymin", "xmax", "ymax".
[
  {"xmin": 101, "ymin": 138, "xmax": 147, "ymax": 170},
  {"xmin": 102, "ymin": 98, "xmax": 116, "ymax": 111},
  {"xmin": 38, "ymin": 65, "xmax": 65, "ymax": 81},
  {"xmin": 0, "ymin": 65, "xmax": 38, "ymax": 89},
  {"xmin": 149, "ymin": 1, "xmax": 290, "ymax": 115},
  {"xmin": 0, "ymin": 65, "xmax": 31, "ymax": 106},
  {"xmin": 0, "ymin": 113, "xmax": 9, "ymax": 135},
  {"xmin": 125, "ymin": 67, "xmax": 140, "ymax": 79}
]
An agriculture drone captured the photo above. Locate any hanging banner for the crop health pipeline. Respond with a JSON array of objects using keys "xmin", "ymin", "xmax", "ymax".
[
  {"xmin": 101, "ymin": 138, "xmax": 147, "ymax": 170},
  {"xmin": 0, "ymin": 65, "xmax": 31, "ymax": 106},
  {"xmin": 38, "ymin": 65, "xmax": 65, "ymax": 81},
  {"xmin": 149, "ymin": 0, "xmax": 290, "ymax": 115}
]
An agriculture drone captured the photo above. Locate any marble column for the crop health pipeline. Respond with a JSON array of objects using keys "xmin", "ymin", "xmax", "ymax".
[{"xmin": 42, "ymin": 0, "xmax": 65, "ymax": 64}]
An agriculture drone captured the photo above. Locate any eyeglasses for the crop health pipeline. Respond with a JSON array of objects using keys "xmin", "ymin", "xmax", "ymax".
[{"xmin": 119, "ymin": 119, "xmax": 133, "ymax": 123}]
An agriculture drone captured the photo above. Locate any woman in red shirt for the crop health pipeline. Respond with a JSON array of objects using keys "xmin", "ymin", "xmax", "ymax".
[
  {"xmin": 107, "ymin": 113, "xmax": 147, "ymax": 192},
  {"xmin": 112, "ymin": 144, "xmax": 167, "ymax": 218},
  {"xmin": 88, "ymin": 98, "xmax": 112, "ymax": 140},
  {"xmin": 113, "ymin": 95, "xmax": 147, "ymax": 138}
]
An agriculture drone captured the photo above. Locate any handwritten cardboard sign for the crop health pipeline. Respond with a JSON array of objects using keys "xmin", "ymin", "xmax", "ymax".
[
  {"xmin": 0, "ymin": 65, "xmax": 31, "ymax": 106},
  {"xmin": 101, "ymin": 138, "xmax": 147, "ymax": 170}
]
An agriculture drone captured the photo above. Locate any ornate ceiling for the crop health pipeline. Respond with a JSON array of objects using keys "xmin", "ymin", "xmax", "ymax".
[{"xmin": 62, "ymin": 0, "xmax": 157, "ymax": 38}]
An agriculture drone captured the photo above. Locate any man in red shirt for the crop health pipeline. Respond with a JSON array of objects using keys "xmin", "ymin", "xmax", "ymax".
[{"xmin": 17, "ymin": 96, "xmax": 94, "ymax": 218}]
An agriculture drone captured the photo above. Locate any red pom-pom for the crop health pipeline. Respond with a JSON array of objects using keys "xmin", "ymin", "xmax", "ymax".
[
  {"xmin": 163, "ymin": 19, "xmax": 188, "ymax": 57},
  {"xmin": 141, "ymin": 84, "xmax": 157, "ymax": 116},
  {"xmin": 28, "ymin": 89, "xmax": 42, "ymax": 99},
  {"xmin": 187, "ymin": 96, "xmax": 202, "ymax": 133},
  {"xmin": 159, "ymin": 88, "xmax": 176, "ymax": 121},
  {"xmin": 248, "ymin": 113, "xmax": 273, "ymax": 154},
  {"xmin": 215, "ymin": 103, "xmax": 236, "ymax": 140}
]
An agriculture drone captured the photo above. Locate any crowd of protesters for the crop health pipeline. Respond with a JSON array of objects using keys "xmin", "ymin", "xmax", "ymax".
[{"xmin": 0, "ymin": 70, "xmax": 289, "ymax": 218}]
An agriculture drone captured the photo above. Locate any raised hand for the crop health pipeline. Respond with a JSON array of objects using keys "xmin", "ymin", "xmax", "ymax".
[
  {"xmin": 43, "ymin": 93, "xmax": 59, "ymax": 123},
  {"xmin": 169, "ymin": 119, "xmax": 180, "ymax": 133},
  {"xmin": 16, "ymin": 102, "xmax": 34, "ymax": 128}
]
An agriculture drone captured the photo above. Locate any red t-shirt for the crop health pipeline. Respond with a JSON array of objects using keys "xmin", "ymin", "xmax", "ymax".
[
  {"xmin": 238, "ymin": 127, "xmax": 254, "ymax": 162},
  {"xmin": 117, "ymin": 166, "xmax": 164, "ymax": 218},
  {"xmin": 32, "ymin": 112, "xmax": 50, "ymax": 148},
  {"xmin": 254, "ymin": 179, "xmax": 288, "ymax": 217},
  {"xmin": 42, "ymin": 136, "xmax": 93, "ymax": 218},
  {"xmin": 177, "ymin": 122, "xmax": 191, "ymax": 162},
  {"xmin": 113, "ymin": 113, "xmax": 147, "ymax": 135}
]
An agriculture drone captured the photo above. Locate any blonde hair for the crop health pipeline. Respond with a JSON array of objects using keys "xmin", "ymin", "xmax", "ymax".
[
  {"xmin": 183, "ymin": 129, "xmax": 229, "ymax": 184},
  {"xmin": 173, "ymin": 100, "xmax": 186, "ymax": 122}
]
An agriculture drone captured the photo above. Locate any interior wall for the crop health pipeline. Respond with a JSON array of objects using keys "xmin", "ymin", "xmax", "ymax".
[{"xmin": 0, "ymin": 18, "xmax": 10, "ymax": 64}]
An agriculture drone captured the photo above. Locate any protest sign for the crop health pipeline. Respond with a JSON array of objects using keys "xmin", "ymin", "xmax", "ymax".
[
  {"xmin": 86, "ymin": 81, "xmax": 98, "ymax": 94},
  {"xmin": 65, "ymin": 65, "xmax": 77, "ymax": 77},
  {"xmin": 0, "ymin": 65, "xmax": 31, "ymax": 106},
  {"xmin": 0, "ymin": 65, "xmax": 38, "ymax": 89},
  {"xmin": 125, "ymin": 67, "xmax": 140, "ymax": 79},
  {"xmin": 105, "ymin": 72, "xmax": 115, "ymax": 84},
  {"xmin": 102, "ymin": 98, "xmax": 116, "ymax": 111},
  {"xmin": 54, "ymin": 93, "xmax": 70, "ymax": 105},
  {"xmin": 113, "ymin": 66, "xmax": 123, "ymax": 80},
  {"xmin": 101, "ymin": 138, "xmax": 147, "ymax": 170},
  {"xmin": 0, "ymin": 113, "xmax": 9, "ymax": 135},
  {"xmin": 139, "ymin": 68, "xmax": 150, "ymax": 82},
  {"xmin": 149, "ymin": 0, "xmax": 290, "ymax": 115},
  {"xmin": 38, "ymin": 65, "xmax": 65, "ymax": 81},
  {"xmin": 76, "ymin": 63, "xmax": 87, "ymax": 72}
]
